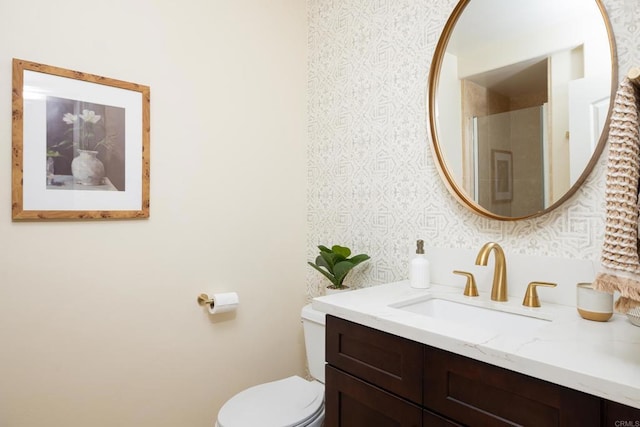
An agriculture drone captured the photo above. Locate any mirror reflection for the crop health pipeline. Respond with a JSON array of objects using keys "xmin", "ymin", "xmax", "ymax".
[{"xmin": 430, "ymin": 0, "xmax": 615, "ymax": 219}]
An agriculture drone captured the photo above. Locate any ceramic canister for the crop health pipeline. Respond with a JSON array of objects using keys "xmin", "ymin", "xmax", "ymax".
[{"xmin": 576, "ymin": 282, "xmax": 613, "ymax": 322}]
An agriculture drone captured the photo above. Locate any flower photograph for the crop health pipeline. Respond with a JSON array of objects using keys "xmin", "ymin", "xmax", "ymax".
[
  {"xmin": 13, "ymin": 58, "xmax": 150, "ymax": 220},
  {"xmin": 46, "ymin": 96, "xmax": 126, "ymax": 191}
]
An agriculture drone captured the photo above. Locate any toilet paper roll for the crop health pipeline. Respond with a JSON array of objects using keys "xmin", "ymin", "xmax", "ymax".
[{"xmin": 208, "ymin": 292, "xmax": 239, "ymax": 314}]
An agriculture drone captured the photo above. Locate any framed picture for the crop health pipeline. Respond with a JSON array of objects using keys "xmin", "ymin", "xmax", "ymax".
[
  {"xmin": 491, "ymin": 149, "xmax": 513, "ymax": 202},
  {"xmin": 12, "ymin": 58, "xmax": 150, "ymax": 220}
]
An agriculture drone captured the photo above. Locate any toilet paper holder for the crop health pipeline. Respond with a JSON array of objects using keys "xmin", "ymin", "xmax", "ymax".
[
  {"xmin": 197, "ymin": 292, "xmax": 239, "ymax": 315},
  {"xmin": 197, "ymin": 293, "xmax": 214, "ymax": 306}
]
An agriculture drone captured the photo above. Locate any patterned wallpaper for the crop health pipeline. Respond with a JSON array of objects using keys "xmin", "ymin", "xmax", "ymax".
[{"xmin": 307, "ymin": 0, "xmax": 640, "ymax": 297}]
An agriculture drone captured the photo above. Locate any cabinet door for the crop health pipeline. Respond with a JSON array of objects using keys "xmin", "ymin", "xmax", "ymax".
[
  {"xmin": 424, "ymin": 345, "xmax": 601, "ymax": 426},
  {"xmin": 604, "ymin": 400, "xmax": 640, "ymax": 426},
  {"xmin": 326, "ymin": 315, "xmax": 423, "ymax": 403},
  {"xmin": 325, "ymin": 365, "xmax": 422, "ymax": 427}
]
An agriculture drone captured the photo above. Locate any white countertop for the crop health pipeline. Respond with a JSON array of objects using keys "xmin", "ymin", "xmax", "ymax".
[{"xmin": 312, "ymin": 280, "xmax": 640, "ymax": 409}]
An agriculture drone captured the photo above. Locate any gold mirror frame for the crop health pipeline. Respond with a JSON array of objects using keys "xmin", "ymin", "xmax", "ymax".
[{"xmin": 428, "ymin": 0, "xmax": 618, "ymax": 221}]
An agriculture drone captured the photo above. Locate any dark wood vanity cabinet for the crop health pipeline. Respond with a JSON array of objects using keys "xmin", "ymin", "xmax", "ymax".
[{"xmin": 325, "ymin": 315, "xmax": 640, "ymax": 427}]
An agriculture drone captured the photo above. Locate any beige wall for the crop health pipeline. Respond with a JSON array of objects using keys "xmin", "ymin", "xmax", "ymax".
[{"xmin": 0, "ymin": 1, "xmax": 308, "ymax": 426}]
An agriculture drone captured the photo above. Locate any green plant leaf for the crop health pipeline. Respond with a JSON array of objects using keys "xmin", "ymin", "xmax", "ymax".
[
  {"xmin": 319, "ymin": 251, "xmax": 335, "ymax": 271},
  {"xmin": 315, "ymin": 254, "xmax": 330, "ymax": 270},
  {"xmin": 332, "ymin": 245, "xmax": 351, "ymax": 258},
  {"xmin": 307, "ymin": 262, "xmax": 338, "ymax": 286},
  {"xmin": 333, "ymin": 260, "xmax": 355, "ymax": 286},
  {"xmin": 318, "ymin": 245, "xmax": 332, "ymax": 253},
  {"xmin": 333, "ymin": 253, "xmax": 347, "ymax": 263},
  {"xmin": 349, "ymin": 254, "xmax": 370, "ymax": 266},
  {"xmin": 320, "ymin": 251, "xmax": 347, "ymax": 272}
]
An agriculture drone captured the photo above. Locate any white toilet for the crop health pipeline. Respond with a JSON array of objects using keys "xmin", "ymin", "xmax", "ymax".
[{"xmin": 215, "ymin": 304, "xmax": 326, "ymax": 427}]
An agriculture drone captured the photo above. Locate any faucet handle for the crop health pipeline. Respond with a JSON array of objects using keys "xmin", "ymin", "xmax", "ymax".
[
  {"xmin": 522, "ymin": 282, "xmax": 557, "ymax": 307},
  {"xmin": 453, "ymin": 270, "xmax": 478, "ymax": 297}
]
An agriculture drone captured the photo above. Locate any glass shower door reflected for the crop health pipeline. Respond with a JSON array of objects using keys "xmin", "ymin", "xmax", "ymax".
[{"xmin": 472, "ymin": 106, "xmax": 545, "ymax": 217}]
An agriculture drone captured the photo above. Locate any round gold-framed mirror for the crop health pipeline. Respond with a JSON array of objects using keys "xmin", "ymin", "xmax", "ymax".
[{"xmin": 428, "ymin": 0, "xmax": 617, "ymax": 220}]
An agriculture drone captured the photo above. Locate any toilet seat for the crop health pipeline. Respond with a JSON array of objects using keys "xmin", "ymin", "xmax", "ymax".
[{"xmin": 216, "ymin": 375, "xmax": 324, "ymax": 427}]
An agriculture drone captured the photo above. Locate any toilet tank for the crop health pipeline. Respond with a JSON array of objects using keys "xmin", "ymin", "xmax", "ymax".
[{"xmin": 301, "ymin": 304, "xmax": 326, "ymax": 383}]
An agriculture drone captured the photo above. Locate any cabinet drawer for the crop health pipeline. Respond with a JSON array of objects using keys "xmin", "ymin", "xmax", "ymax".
[
  {"xmin": 326, "ymin": 315, "xmax": 423, "ymax": 403},
  {"xmin": 423, "ymin": 409, "xmax": 463, "ymax": 427},
  {"xmin": 424, "ymin": 345, "xmax": 601, "ymax": 426},
  {"xmin": 325, "ymin": 365, "xmax": 422, "ymax": 427}
]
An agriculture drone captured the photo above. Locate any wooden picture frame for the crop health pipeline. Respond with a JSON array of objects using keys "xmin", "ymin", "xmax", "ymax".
[
  {"xmin": 12, "ymin": 58, "xmax": 150, "ymax": 220},
  {"xmin": 491, "ymin": 149, "xmax": 513, "ymax": 202}
]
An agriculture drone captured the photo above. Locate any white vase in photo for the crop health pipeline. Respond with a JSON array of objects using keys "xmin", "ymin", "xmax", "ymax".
[{"xmin": 71, "ymin": 150, "xmax": 105, "ymax": 185}]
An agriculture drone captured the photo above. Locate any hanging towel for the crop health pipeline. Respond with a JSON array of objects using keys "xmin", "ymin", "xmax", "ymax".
[{"xmin": 593, "ymin": 77, "xmax": 640, "ymax": 312}]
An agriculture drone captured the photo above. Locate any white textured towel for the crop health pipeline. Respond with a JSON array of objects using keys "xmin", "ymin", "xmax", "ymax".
[{"xmin": 593, "ymin": 77, "xmax": 640, "ymax": 312}]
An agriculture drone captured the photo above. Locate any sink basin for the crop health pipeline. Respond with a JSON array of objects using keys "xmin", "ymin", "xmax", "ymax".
[{"xmin": 392, "ymin": 297, "xmax": 551, "ymax": 335}]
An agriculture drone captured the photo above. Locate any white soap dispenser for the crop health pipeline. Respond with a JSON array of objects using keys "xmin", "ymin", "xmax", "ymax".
[{"xmin": 410, "ymin": 239, "xmax": 430, "ymax": 289}]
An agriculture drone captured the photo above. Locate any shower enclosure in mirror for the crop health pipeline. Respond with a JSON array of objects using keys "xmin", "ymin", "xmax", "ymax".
[
  {"xmin": 428, "ymin": 0, "xmax": 617, "ymax": 220},
  {"xmin": 473, "ymin": 106, "xmax": 544, "ymax": 217}
]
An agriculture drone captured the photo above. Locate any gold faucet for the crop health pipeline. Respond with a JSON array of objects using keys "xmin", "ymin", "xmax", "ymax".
[
  {"xmin": 475, "ymin": 242, "xmax": 507, "ymax": 302},
  {"xmin": 453, "ymin": 270, "xmax": 478, "ymax": 297},
  {"xmin": 522, "ymin": 282, "xmax": 557, "ymax": 307}
]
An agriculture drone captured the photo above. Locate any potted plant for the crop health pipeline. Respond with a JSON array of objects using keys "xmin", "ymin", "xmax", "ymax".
[{"xmin": 308, "ymin": 245, "xmax": 370, "ymax": 294}]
